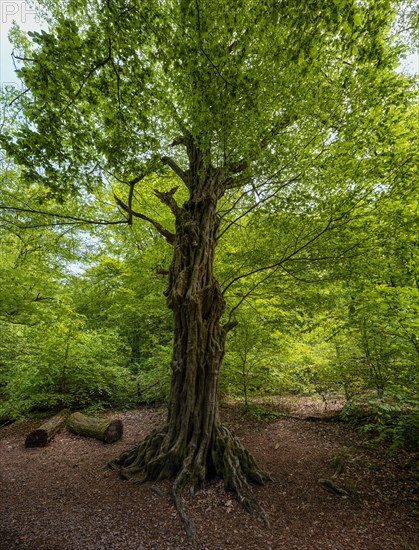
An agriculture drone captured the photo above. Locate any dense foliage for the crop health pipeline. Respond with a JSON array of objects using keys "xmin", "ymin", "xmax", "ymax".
[
  {"xmin": 0, "ymin": 0, "xmax": 417, "ymax": 460},
  {"xmin": 1, "ymin": 160, "xmax": 418, "ymax": 447}
]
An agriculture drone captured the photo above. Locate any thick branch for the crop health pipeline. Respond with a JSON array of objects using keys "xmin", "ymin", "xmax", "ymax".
[
  {"xmin": 114, "ymin": 194, "xmax": 175, "ymax": 244},
  {"xmin": 154, "ymin": 187, "xmax": 182, "ymax": 218},
  {"xmin": 223, "ymin": 320, "xmax": 239, "ymax": 333},
  {"xmin": 228, "ymin": 160, "xmax": 249, "ymax": 175},
  {"xmin": 161, "ymin": 156, "xmax": 190, "ymax": 187},
  {"xmin": 170, "ymin": 136, "xmax": 188, "ymax": 147},
  {"xmin": 125, "ymin": 174, "xmax": 146, "ymax": 225}
]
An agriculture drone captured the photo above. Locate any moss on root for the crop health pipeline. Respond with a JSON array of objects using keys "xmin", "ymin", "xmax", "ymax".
[{"xmin": 211, "ymin": 425, "xmax": 271, "ymax": 522}]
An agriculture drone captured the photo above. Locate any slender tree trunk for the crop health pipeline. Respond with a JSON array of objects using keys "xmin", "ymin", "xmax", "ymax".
[{"xmin": 110, "ymin": 148, "xmax": 269, "ymax": 536}]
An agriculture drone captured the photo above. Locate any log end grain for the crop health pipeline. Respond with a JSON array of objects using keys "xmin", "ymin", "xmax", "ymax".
[
  {"xmin": 25, "ymin": 409, "xmax": 69, "ymax": 448},
  {"xmin": 103, "ymin": 419, "xmax": 123, "ymax": 443},
  {"xmin": 25, "ymin": 429, "xmax": 48, "ymax": 448}
]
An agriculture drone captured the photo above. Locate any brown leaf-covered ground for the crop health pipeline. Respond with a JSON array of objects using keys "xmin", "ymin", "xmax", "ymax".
[{"xmin": 0, "ymin": 398, "xmax": 417, "ymax": 549}]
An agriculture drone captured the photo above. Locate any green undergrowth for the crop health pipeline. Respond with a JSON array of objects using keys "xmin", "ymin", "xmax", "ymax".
[
  {"xmin": 340, "ymin": 394, "xmax": 419, "ymax": 451},
  {"xmin": 242, "ymin": 402, "xmax": 286, "ymax": 422}
]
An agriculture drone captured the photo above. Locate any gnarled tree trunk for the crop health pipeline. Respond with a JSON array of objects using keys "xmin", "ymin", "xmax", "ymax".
[{"xmin": 110, "ymin": 144, "xmax": 269, "ymax": 537}]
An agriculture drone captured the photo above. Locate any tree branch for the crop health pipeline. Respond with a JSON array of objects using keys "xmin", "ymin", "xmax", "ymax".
[
  {"xmin": 114, "ymin": 194, "xmax": 175, "ymax": 244},
  {"xmin": 0, "ymin": 205, "xmax": 128, "ymax": 226},
  {"xmin": 8, "ymin": 88, "xmax": 30, "ymax": 106},
  {"xmin": 222, "ymin": 214, "xmax": 335, "ymax": 295},
  {"xmin": 170, "ymin": 136, "xmax": 188, "ymax": 147},
  {"xmin": 154, "ymin": 187, "xmax": 183, "ymax": 217},
  {"xmin": 228, "ymin": 160, "xmax": 249, "ymax": 175},
  {"xmin": 223, "ymin": 127, "xmax": 326, "ymax": 191},
  {"xmin": 11, "ymin": 51, "xmax": 35, "ymax": 63},
  {"xmin": 223, "ymin": 320, "xmax": 239, "ymax": 333},
  {"xmin": 227, "ymin": 267, "xmax": 281, "ymax": 324},
  {"xmin": 161, "ymin": 156, "xmax": 190, "ymax": 187},
  {"xmin": 218, "ymin": 173, "xmax": 301, "ymax": 240},
  {"xmin": 60, "ymin": 48, "xmax": 112, "ymax": 116},
  {"xmin": 125, "ymin": 177, "xmax": 138, "ymax": 225}
]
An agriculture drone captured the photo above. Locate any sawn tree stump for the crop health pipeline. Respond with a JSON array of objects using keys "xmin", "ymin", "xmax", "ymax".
[
  {"xmin": 67, "ymin": 412, "xmax": 123, "ymax": 443},
  {"xmin": 25, "ymin": 409, "xmax": 69, "ymax": 448}
]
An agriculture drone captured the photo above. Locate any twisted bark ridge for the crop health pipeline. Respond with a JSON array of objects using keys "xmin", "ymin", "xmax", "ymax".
[{"xmin": 110, "ymin": 140, "xmax": 270, "ymax": 537}]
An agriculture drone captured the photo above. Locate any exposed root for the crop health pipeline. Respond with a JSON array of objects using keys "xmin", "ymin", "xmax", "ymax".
[
  {"xmin": 172, "ymin": 468, "xmax": 196, "ymax": 542},
  {"xmin": 319, "ymin": 478, "xmax": 348, "ymax": 496},
  {"xmin": 150, "ymin": 486, "xmax": 167, "ymax": 497},
  {"xmin": 211, "ymin": 424, "xmax": 271, "ymax": 526},
  {"xmin": 108, "ymin": 426, "xmax": 176, "ymax": 482},
  {"xmin": 109, "ymin": 422, "xmax": 271, "ymax": 539}
]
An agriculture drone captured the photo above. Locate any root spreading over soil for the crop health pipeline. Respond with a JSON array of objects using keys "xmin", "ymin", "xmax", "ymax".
[
  {"xmin": 0, "ymin": 399, "xmax": 417, "ymax": 549},
  {"xmin": 109, "ymin": 420, "xmax": 271, "ymax": 539}
]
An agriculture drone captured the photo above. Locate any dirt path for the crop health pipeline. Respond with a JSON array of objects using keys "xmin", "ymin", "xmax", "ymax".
[{"xmin": 0, "ymin": 401, "xmax": 417, "ymax": 549}]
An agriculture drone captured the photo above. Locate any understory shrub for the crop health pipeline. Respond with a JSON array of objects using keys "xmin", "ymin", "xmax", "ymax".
[
  {"xmin": 340, "ymin": 394, "xmax": 419, "ymax": 450},
  {"xmin": 0, "ymin": 321, "xmax": 135, "ymax": 420}
]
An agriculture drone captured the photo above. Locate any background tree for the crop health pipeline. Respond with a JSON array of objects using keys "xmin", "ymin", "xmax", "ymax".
[
  {"xmin": 70, "ymin": 214, "xmax": 174, "ymax": 402},
  {"xmin": 0, "ymin": 166, "xmax": 137, "ymax": 420}
]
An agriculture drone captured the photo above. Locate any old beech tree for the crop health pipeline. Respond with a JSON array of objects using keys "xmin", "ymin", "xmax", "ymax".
[{"xmin": 3, "ymin": 0, "xmax": 415, "ymax": 531}]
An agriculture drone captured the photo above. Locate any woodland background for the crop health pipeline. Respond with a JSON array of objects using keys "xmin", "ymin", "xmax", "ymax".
[
  {"xmin": 0, "ymin": 0, "xmax": 418, "ymax": 453},
  {"xmin": 1, "ymin": 160, "xmax": 418, "ymax": 448}
]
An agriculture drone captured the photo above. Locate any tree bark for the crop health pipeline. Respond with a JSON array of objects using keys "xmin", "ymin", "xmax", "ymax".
[
  {"xmin": 110, "ymin": 146, "xmax": 270, "ymax": 537},
  {"xmin": 67, "ymin": 412, "xmax": 123, "ymax": 443},
  {"xmin": 25, "ymin": 409, "xmax": 69, "ymax": 448}
]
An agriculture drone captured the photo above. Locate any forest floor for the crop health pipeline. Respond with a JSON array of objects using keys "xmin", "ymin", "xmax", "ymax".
[{"xmin": 0, "ymin": 397, "xmax": 417, "ymax": 550}]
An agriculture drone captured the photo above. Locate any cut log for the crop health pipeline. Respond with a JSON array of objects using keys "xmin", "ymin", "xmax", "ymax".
[
  {"xmin": 67, "ymin": 412, "xmax": 123, "ymax": 443},
  {"xmin": 25, "ymin": 409, "xmax": 69, "ymax": 448}
]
